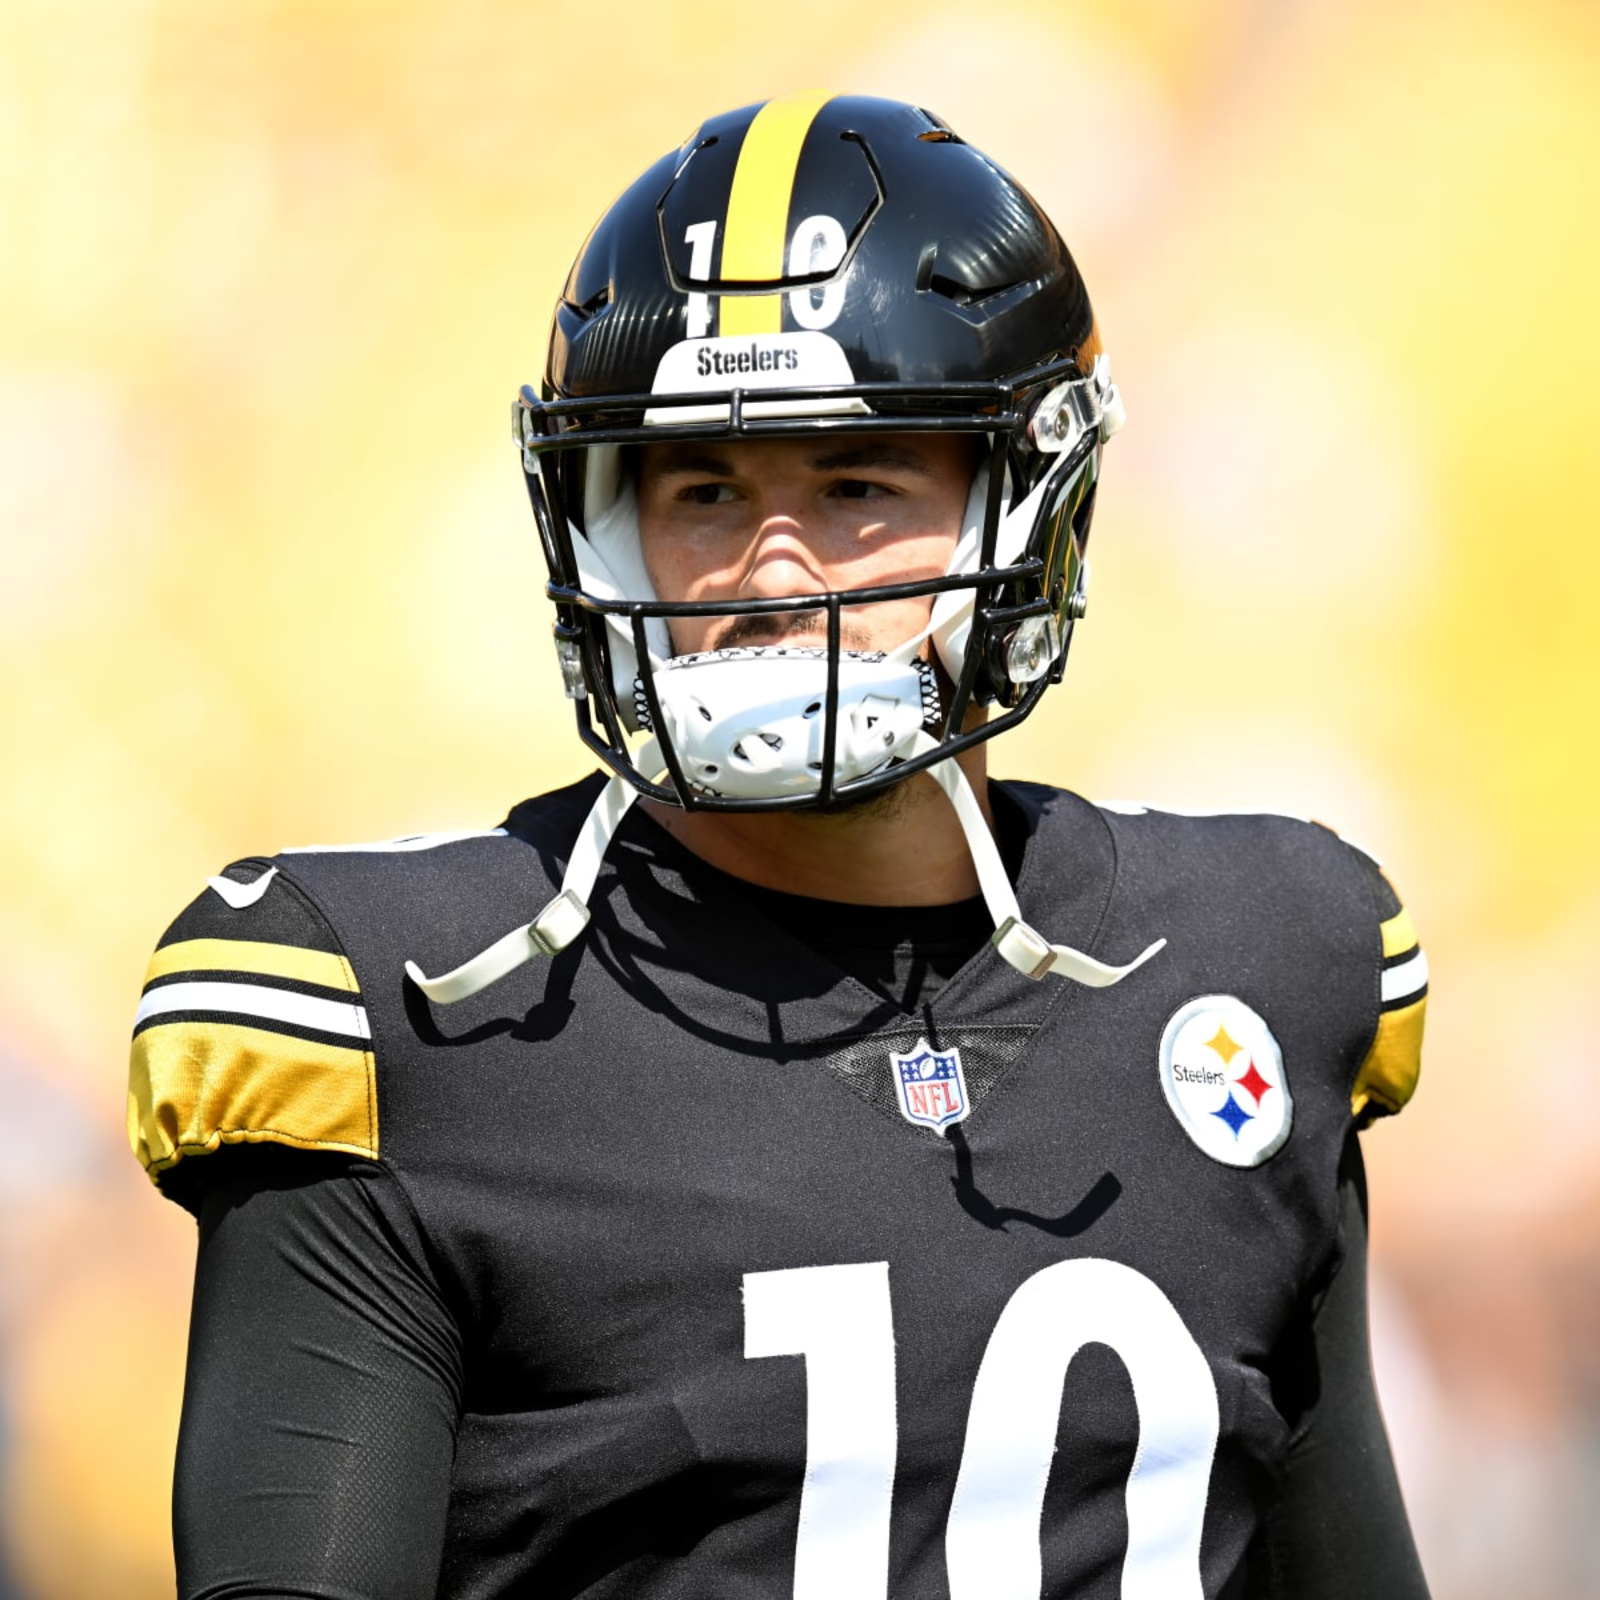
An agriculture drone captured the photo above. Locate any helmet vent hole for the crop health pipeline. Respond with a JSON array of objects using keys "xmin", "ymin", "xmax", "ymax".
[
  {"xmin": 697, "ymin": 705, "xmax": 713, "ymax": 721},
  {"xmin": 563, "ymin": 285, "xmax": 612, "ymax": 323},
  {"xmin": 927, "ymin": 273, "xmax": 1020, "ymax": 309},
  {"xmin": 804, "ymin": 701, "xmax": 822, "ymax": 717}
]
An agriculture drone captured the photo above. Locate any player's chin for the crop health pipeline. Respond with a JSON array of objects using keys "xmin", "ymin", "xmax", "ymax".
[{"xmin": 809, "ymin": 767, "xmax": 930, "ymax": 823}]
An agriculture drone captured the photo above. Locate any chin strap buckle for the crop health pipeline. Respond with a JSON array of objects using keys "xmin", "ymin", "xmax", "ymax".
[
  {"xmin": 404, "ymin": 888, "xmax": 594, "ymax": 1006},
  {"xmin": 529, "ymin": 888, "xmax": 591, "ymax": 955},
  {"xmin": 406, "ymin": 742, "xmax": 659, "ymax": 1006},
  {"xmin": 992, "ymin": 915, "xmax": 1165, "ymax": 988},
  {"xmin": 993, "ymin": 916, "xmax": 1057, "ymax": 980}
]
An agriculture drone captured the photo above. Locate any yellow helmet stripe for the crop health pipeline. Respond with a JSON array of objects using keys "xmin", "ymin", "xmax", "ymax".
[{"xmin": 720, "ymin": 89, "xmax": 835, "ymax": 336}]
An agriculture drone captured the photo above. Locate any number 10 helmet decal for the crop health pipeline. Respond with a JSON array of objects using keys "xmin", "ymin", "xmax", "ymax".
[{"xmin": 514, "ymin": 91, "xmax": 1124, "ymax": 814}]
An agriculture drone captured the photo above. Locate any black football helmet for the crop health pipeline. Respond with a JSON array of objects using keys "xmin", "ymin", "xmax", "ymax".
[{"xmin": 514, "ymin": 91, "xmax": 1123, "ymax": 812}]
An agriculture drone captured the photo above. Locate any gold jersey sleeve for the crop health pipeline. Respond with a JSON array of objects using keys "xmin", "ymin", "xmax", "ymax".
[
  {"xmin": 1351, "ymin": 895, "xmax": 1428, "ymax": 1125},
  {"xmin": 127, "ymin": 863, "xmax": 378, "ymax": 1193}
]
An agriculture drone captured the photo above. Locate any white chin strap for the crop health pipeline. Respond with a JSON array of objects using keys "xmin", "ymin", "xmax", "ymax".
[
  {"xmin": 403, "ymin": 741, "xmax": 659, "ymax": 1004},
  {"xmin": 907, "ymin": 733, "xmax": 1166, "ymax": 988},
  {"xmin": 407, "ymin": 733, "xmax": 1164, "ymax": 1005}
]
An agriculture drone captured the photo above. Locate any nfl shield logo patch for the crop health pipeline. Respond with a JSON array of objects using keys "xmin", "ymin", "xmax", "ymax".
[{"xmin": 891, "ymin": 1039, "xmax": 970, "ymax": 1134}]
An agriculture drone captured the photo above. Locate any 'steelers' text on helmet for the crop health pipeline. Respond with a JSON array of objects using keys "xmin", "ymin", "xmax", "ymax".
[{"xmin": 514, "ymin": 90, "xmax": 1124, "ymax": 813}]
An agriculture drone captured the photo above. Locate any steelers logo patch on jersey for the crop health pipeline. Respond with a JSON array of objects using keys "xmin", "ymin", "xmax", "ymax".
[{"xmin": 1158, "ymin": 996, "xmax": 1292, "ymax": 1167}]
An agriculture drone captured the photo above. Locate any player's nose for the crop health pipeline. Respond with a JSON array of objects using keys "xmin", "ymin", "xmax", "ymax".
[{"xmin": 734, "ymin": 514, "xmax": 830, "ymax": 600}]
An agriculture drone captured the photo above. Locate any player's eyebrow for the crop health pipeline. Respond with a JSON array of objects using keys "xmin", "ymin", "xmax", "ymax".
[
  {"xmin": 644, "ymin": 449, "xmax": 739, "ymax": 479},
  {"xmin": 641, "ymin": 443, "xmax": 944, "ymax": 481},
  {"xmin": 807, "ymin": 443, "xmax": 938, "ymax": 477}
]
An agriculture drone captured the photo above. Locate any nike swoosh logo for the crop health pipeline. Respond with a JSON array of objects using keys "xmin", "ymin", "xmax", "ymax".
[{"xmin": 207, "ymin": 865, "xmax": 278, "ymax": 909}]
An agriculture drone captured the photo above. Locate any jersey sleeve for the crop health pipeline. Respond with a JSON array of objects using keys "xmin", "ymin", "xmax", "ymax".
[
  {"xmin": 1244, "ymin": 1134, "xmax": 1432, "ymax": 1597},
  {"xmin": 1344, "ymin": 846, "xmax": 1428, "ymax": 1126},
  {"xmin": 127, "ymin": 859, "xmax": 379, "ymax": 1214},
  {"xmin": 176, "ymin": 1150, "xmax": 460, "ymax": 1598}
]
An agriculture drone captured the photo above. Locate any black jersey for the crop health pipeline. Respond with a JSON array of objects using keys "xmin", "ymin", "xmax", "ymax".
[{"xmin": 129, "ymin": 777, "xmax": 1427, "ymax": 1599}]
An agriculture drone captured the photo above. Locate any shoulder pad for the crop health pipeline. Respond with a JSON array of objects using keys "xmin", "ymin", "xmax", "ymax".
[
  {"xmin": 1100, "ymin": 804, "xmax": 1429, "ymax": 1124},
  {"xmin": 127, "ymin": 859, "xmax": 377, "ymax": 1209}
]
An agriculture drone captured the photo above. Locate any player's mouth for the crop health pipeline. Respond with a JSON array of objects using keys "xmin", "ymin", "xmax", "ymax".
[{"xmin": 703, "ymin": 608, "xmax": 902, "ymax": 654}]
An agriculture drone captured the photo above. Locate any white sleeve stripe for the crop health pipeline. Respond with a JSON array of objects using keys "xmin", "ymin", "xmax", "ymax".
[
  {"xmin": 134, "ymin": 981, "xmax": 372, "ymax": 1041},
  {"xmin": 1380, "ymin": 950, "xmax": 1429, "ymax": 1004}
]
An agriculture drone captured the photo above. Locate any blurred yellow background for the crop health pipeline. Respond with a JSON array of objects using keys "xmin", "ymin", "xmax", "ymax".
[{"xmin": 2, "ymin": 1, "xmax": 1598, "ymax": 1594}]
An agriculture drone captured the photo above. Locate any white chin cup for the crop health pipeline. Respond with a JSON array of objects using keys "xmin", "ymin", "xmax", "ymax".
[{"xmin": 641, "ymin": 647, "xmax": 939, "ymax": 800}]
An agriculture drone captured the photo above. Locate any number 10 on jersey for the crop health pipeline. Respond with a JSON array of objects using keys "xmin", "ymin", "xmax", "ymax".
[{"xmin": 744, "ymin": 1258, "xmax": 1220, "ymax": 1600}]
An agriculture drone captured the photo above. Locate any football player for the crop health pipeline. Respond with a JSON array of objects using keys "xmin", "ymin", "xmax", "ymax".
[{"xmin": 130, "ymin": 93, "xmax": 1432, "ymax": 1598}]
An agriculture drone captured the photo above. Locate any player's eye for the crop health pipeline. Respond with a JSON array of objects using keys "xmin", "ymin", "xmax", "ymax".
[
  {"xmin": 829, "ymin": 478, "xmax": 894, "ymax": 501},
  {"xmin": 678, "ymin": 481, "xmax": 739, "ymax": 506}
]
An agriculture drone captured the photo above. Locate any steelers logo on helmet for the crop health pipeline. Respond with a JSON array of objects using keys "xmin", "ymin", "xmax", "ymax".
[{"xmin": 1158, "ymin": 996, "xmax": 1292, "ymax": 1168}]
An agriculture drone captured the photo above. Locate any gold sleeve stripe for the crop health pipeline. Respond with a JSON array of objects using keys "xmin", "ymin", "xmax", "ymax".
[
  {"xmin": 127, "ymin": 1018, "xmax": 377, "ymax": 1178},
  {"xmin": 144, "ymin": 937, "xmax": 358, "ymax": 994},
  {"xmin": 1380, "ymin": 906, "xmax": 1417, "ymax": 960},
  {"xmin": 719, "ymin": 89, "xmax": 835, "ymax": 336},
  {"xmin": 1352, "ymin": 993, "xmax": 1426, "ymax": 1122}
]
